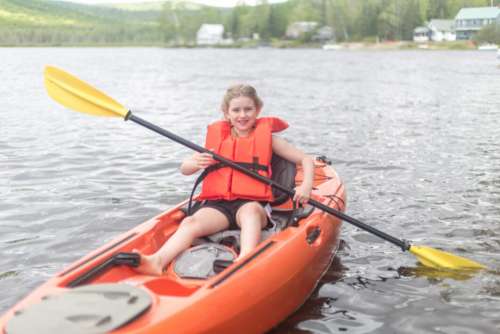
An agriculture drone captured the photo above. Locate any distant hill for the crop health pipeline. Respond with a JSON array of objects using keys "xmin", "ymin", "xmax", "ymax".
[
  {"xmin": 0, "ymin": 0, "xmax": 162, "ymax": 45},
  {"xmin": 0, "ymin": 0, "xmax": 160, "ymax": 28},
  {"xmin": 103, "ymin": 1, "xmax": 168, "ymax": 11}
]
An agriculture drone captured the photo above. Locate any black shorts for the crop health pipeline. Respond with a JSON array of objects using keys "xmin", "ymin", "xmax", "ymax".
[{"xmin": 195, "ymin": 199, "xmax": 267, "ymax": 230}]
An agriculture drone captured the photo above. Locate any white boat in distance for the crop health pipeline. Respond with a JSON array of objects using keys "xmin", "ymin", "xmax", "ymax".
[
  {"xmin": 477, "ymin": 43, "xmax": 498, "ymax": 51},
  {"xmin": 323, "ymin": 43, "xmax": 343, "ymax": 50}
]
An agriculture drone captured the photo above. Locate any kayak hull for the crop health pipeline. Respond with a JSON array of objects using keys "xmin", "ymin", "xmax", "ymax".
[{"xmin": 1, "ymin": 159, "xmax": 345, "ymax": 334}]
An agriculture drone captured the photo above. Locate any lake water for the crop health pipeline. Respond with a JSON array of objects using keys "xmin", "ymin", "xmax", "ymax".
[{"xmin": 1, "ymin": 48, "xmax": 499, "ymax": 333}]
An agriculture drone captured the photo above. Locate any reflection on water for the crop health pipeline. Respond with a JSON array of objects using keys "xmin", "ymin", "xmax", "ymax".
[
  {"xmin": 1, "ymin": 48, "xmax": 499, "ymax": 333},
  {"xmin": 398, "ymin": 264, "xmax": 486, "ymax": 282}
]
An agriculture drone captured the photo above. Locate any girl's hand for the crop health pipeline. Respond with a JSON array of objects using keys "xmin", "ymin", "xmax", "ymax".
[
  {"xmin": 192, "ymin": 152, "xmax": 216, "ymax": 169},
  {"xmin": 293, "ymin": 184, "xmax": 312, "ymax": 206}
]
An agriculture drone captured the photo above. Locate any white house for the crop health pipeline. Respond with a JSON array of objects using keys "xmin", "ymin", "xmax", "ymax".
[
  {"xmin": 428, "ymin": 19, "xmax": 456, "ymax": 41},
  {"xmin": 455, "ymin": 7, "xmax": 500, "ymax": 40},
  {"xmin": 285, "ymin": 21, "xmax": 318, "ymax": 39},
  {"xmin": 312, "ymin": 26, "xmax": 334, "ymax": 42},
  {"xmin": 413, "ymin": 26, "xmax": 430, "ymax": 43},
  {"xmin": 196, "ymin": 24, "xmax": 224, "ymax": 45}
]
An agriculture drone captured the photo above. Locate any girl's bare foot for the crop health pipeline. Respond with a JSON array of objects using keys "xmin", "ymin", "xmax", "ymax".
[{"xmin": 133, "ymin": 249, "xmax": 164, "ymax": 276}]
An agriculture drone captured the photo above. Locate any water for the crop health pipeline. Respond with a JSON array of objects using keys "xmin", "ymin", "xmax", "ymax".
[{"xmin": 1, "ymin": 48, "xmax": 499, "ymax": 333}]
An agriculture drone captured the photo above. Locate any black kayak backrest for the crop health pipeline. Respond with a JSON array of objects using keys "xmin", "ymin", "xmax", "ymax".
[{"xmin": 270, "ymin": 154, "xmax": 296, "ymax": 206}]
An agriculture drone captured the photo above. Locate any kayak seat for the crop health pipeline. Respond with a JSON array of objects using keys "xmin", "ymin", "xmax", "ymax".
[{"xmin": 173, "ymin": 243, "xmax": 235, "ymax": 280}]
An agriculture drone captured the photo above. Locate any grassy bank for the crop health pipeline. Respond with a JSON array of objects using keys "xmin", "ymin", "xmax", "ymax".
[{"xmin": 0, "ymin": 42, "xmax": 479, "ymax": 50}]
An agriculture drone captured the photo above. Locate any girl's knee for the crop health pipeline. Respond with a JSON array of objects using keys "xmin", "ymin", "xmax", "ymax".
[
  {"xmin": 178, "ymin": 216, "xmax": 202, "ymax": 237},
  {"xmin": 240, "ymin": 202, "xmax": 265, "ymax": 216},
  {"xmin": 238, "ymin": 202, "xmax": 267, "ymax": 228},
  {"xmin": 239, "ymin": 219, "xmax": 263, "ymax": 230}
]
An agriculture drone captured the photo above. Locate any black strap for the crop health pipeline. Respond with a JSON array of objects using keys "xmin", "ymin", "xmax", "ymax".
[
  {"xmin": 187, "ymin": 164, "xmax": 220, "ymax": 215},
  {"xmin": 187, "ymin": 161, "xmax": 268, "ymax": 215},
  {"xmin": 240, "ymin": 160, "xmax": 268, "ymax": 172}
]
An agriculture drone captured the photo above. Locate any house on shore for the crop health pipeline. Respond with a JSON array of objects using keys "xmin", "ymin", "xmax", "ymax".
[
  {"xmin": 312, "ymin": 26, "xmax": 334, "ymax": 42},
  {"xmin": 414, "ymin": 19, "xmax": 456, "ymax": 43},
  {"xmin": 413, "ymin": 26, "xmax": 430, "ymax": 43},
  {"xmin": 285, "ymin": 21, "xmax": 318, "ymax": 39},
  {"xmin": 428, "ymin": 19, "xmax": 456, "ymax": 41},
  {"xmin": 196, "ymin": 24, "xmax": 224, "ymax": 45},
  {"xmin": 454, "ymin": 7, "xmax": 500, "ymax": 40}
]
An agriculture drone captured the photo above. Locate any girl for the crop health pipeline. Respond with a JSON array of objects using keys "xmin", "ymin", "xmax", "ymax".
[{"xmin": 135, "ymin": 84, "xmax": 314, "ymax": 276}]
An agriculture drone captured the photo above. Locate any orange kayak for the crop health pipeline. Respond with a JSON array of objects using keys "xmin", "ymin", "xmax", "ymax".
[{"xmin": 0, "ymin": 157, "xmax": 345, "ymax": 334}]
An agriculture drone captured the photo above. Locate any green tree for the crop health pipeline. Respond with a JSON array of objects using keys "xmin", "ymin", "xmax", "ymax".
[
  {"xmin": 160, "ymin": 2, "xmax": 180, "ymax": 43},
  {"xmin": 256, "ymin": 0, "xmax": 272, "ymax": 40},
  {"xmin": 227, "ymin": 4, "xmax": 246, "ymax": 39},
  {"xmin": 377, "ymin": 1, "xmax": 400, "ymax": 40},
  {"xmin": 474, "ymin": 24, "xmax": 500, "ymax": 44},
  {"xmin": 427, "ymin": 0, "xmax": 450, "ymax": 19},
  {"xmin": 289, "ymin": 0, "xmax": 321, "ymax": 22},
  {"xmin": 268, "ymin": 5, "xmax": 288, "ymax": 38},
  {"xmin": 361, "ymin": 0, "xmax": 383, "ymax": 39},
  {"xmin": 400, "ymin": 0, "xmax": 424, "ymax": 40}
]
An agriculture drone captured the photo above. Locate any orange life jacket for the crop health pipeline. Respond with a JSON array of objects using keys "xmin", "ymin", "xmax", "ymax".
[{"xmin": 198, "ymin": 117, "xmax": 288, "ymax": 201}]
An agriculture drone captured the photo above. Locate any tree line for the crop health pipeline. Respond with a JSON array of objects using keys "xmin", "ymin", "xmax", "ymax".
[
  {"xmin": 0, "ymin": 0, "xmax": 497, "ymax": 46},
  {"xmin": 161, "ymin": 0, "xmax": 496, "ymax": 44}
]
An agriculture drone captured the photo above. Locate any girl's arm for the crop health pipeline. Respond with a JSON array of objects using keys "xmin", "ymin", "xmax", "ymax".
[
  {"xmin": 272, "ymin": 136, "xmax": 314, "ymax": 204},
  {"xmin": 180, "ymin": 152, "xmax": 216, "ymax": 175}
]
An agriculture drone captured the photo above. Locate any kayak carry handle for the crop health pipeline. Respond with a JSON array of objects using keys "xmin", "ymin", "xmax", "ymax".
[{"xmin": 67, "ymin": 252, "xmax": 140, "ymax": 288}]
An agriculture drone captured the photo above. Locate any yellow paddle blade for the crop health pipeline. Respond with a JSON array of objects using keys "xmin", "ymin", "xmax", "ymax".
[
  {"xmin": 399, "ymin": 264, "xmax": 477, "ymax": 281},
  {"xmin": 44, "ymin": 66, "xmax": 128, "ymax": 118},
  {"xmin": 409, "ymin": 245, "xmax": 486, "ymax": 270}
]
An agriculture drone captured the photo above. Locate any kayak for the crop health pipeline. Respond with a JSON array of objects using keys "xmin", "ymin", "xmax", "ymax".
[{"xmin": 0, "ymin": 156, "xmax": 345, "ymax": 334}]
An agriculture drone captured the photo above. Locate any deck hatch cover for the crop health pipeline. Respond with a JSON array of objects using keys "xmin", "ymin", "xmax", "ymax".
[{"xmin": 6, "ymin": 283, "xmax": 151, "ymax": 334}]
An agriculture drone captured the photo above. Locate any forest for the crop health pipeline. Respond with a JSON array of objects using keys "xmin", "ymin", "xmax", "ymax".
[
  {"xmin": 0, "ymin": 0, "xmax": 498, "ymax": 46},
  {"xmin": 0, "ymin": 0, "xmax": 161, "ymax": 45}
]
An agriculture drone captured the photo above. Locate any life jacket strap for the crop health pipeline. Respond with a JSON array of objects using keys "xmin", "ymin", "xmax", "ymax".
[{"xmin": 187, "ymin": 161, "xmax": 268, "ymax": 215}]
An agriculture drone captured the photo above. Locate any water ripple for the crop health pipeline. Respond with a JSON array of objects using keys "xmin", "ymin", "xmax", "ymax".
[{"xmin": 1, "ymin": 48, "xmax": 499, "ymax": 333}]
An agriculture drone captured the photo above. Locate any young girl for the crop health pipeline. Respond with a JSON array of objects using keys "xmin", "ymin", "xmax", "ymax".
[{"xmin": 135, "ymin": 84, "xmax": 314, "ymax": 276}]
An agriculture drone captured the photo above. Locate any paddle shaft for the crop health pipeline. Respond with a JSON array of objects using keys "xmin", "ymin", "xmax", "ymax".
[{"xmin": 126, "ymin": 112, "xmax": 410, "ymax": 252}]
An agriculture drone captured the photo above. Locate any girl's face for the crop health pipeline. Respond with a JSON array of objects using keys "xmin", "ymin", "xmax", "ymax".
[{"xmin": 224, "ymin": 96, "xmax": 260, "ymax": 136}]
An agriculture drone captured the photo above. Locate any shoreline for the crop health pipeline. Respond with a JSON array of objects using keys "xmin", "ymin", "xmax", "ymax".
[{"xmin": 0, "ymin": 41, "xmax": 483, "ymax": 50}]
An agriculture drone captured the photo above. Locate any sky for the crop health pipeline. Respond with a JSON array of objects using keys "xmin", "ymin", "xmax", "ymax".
[{"xmin": 58, "ymin": 0, "xmax": 287, "ymax": 7}]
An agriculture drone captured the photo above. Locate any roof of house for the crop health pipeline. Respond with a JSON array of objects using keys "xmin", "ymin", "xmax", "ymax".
[
  {"xmin": 288, "ymin": 21, "xmax": 318, "ymax": 30},
  {"xmin": 428, "ymin": 19, "xmax": 455, "ymax": 32},
  {"xmin": 455, "ymin": 7, "xmax": 500, "ymax": 20},
  {"xmin": 414, "ymin": 26, "xmax": 430, "ymax": 33},
  {"xmin": 198, "ymin": 24, "xmax": 224, "ymax": 35},
  {"xmin": 317, "ymin": 26, "xmax": 334, "ymax": 33}
]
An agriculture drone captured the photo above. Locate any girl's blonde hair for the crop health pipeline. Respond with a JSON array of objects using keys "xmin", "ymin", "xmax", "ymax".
[{"xmin": 221, "ymin": 84, "xmax": 263, "ymax": 112}]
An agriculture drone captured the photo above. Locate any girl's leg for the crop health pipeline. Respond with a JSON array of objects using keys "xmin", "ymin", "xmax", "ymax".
[
  {"xmin": 135, "ymin": 207, "xmax": 229, "ymax": 275},
  {"xmin": 235, "ymin": 202, "xmax": 267, "ymax": 260}
]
